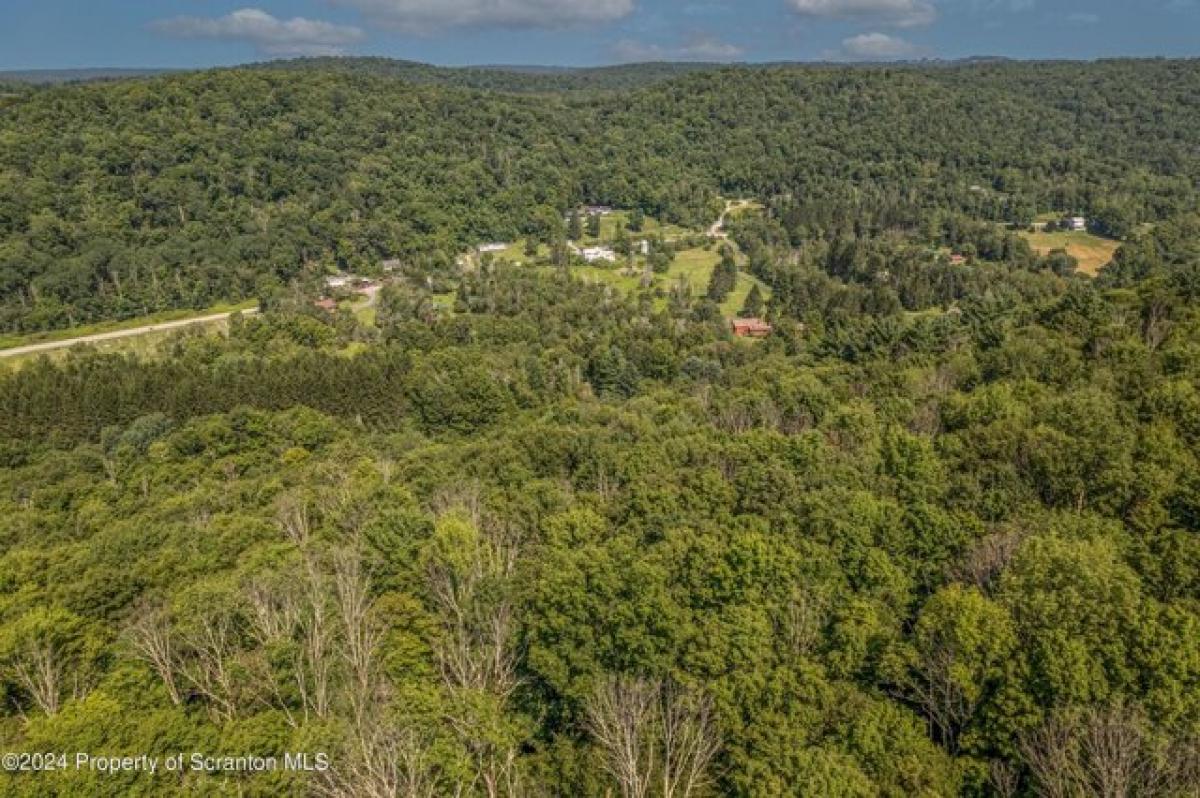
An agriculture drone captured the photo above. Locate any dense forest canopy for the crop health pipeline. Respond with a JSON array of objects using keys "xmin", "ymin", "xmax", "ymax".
[
  {"xmin": 1, "ymin": 58, "xmax": 1199, "ymax": 332},
  {"xmin": 1, "ymin": 57, "xmax": 1200, "ymax": 797}
]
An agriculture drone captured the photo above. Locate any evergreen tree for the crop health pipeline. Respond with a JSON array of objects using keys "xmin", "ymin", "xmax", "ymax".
[
  {"xmin": 628, "ymin": 208, "xmax": 645, "ymax": 233},
  {"xmin": 740, "ymin": 284, "xmax": 764, "ymax": 318},
  {"xmin": 706, "ymin": 250, "xmax": 738, "ymax": 302}
]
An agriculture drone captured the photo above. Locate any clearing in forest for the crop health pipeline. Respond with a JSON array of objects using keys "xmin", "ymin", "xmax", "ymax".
[{"xmin": 1021, "ymin": 230, "xmax": 1122, "ymax": 276}]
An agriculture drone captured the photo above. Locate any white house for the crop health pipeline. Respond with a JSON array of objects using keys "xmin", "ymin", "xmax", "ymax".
[
  {"xmin": 477, "ymin": 243, "xmax": 509, "ymax": 254},
  {"xmin": 325, "ymin": 275, "xmax": 351, "ymax": 289},
  {"xmin": 581, "ymin": 246, "xmax": 617, "ymax": 263},
  {"xmin": 1064, "ymin": 216, "xmax": 1087, "ymax": 231}
]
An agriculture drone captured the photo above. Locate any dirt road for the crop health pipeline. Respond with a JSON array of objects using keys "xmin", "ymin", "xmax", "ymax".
[
  {"xmin": 708, "ymin": 199, "xmax": 754, "ymax": 239},
  {"xmin": 0, "ymin": 307, "xmax": 259, "ymax": 359}
]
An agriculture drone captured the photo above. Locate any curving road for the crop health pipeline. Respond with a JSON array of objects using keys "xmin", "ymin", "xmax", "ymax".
[{"xmin": 0, "ymin": 307, "xmax": 259, "ymax": 359}]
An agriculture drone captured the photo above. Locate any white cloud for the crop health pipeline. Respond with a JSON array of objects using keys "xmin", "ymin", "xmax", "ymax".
[
  {"xmin": 152, "ymin": 8, "xmax": 365, "ymax": 57},
  {"xmin": 840, "ymin": 31, "xmax": 924, "ymax": 58},
  {"xmin": 787, "ymin": 0, "xmax": 937, "ymax": 28},
  {"xmin": 613, "ymin": 33, "xmax": 744, "ymax": 62},
  {"xmin": 334, "ymin": 0, "xmax": 636, "ymax": 33}
]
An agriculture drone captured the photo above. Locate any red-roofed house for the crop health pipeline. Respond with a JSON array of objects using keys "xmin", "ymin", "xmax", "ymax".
[{"xmin": 731, "ymin": 318, "xmax": 772, "ymax": 338}]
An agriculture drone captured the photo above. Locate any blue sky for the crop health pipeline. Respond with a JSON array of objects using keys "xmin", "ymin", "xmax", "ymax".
[{"xmin": 2, "ymin": 1, "xmax": 1198, "ymax": 70}]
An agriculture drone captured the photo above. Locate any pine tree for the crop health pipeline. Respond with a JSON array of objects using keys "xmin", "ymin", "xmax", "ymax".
[
  {"xmin": 628, "ymin": 208, "xmax": 645, "ymax": 233},
  {"xmin": 706, "ymin": 251, "xmax": 738, "ymax": 302},
  {"xmin": 568, "ymin": 211, "xmax": 583, "ymax": 241},
  {"xmin": 740, "ymin": 284, "xmax": 764, "ymax": 318}
]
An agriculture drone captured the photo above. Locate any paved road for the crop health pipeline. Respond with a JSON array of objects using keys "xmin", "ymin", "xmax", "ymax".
[{"xmin": 0, "ymin": 307, "xmax": 259, "ymax": 359}]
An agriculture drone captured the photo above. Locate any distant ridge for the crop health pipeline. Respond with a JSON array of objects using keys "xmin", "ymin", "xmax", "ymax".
[
  {"xmin": 0, "ymin": 68, "xmax": 180, "ymax": 85},
  {"xmin": 244, "ymin": 57, "xmax": 728, "ymax": 92}
]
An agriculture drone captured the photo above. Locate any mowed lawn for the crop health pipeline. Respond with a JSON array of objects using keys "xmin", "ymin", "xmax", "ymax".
[
  {"xmin": 1021, "ymin": 230, "xmax": 1122, "ymax": 276},
  {"xmin": 574, "ymin": 245, "xmax": 769, "ymax": 315}
]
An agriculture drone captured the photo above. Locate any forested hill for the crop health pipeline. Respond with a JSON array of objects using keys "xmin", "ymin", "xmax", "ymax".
[
  {"xmin": 4, "ymin": 56, "xmax": 1200, "ymax": 798},
  {"xmin": 250, "ymin": 56, "xmax": 724, "ymax": 91},
  {"xmin": 2, "ymin": 58, "xmax": 1200, "ymax": 334}
]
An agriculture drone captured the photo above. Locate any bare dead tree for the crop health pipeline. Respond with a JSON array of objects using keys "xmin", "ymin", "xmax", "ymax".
[
  {"xmin": 1020, "ymin": 713, "xmax": 1083, "ymax": 798},
  {"xmin": 244, "ymin": 571, "xmax": 335, "ymax": 727},
  {"xmin": 317, "ymin": 722, "xmax": 461, "ymax": 798},
  {"xmin": 125, "ymin": 602, "xmax": 183, "ymax": 706},
  {"xmin": 659, "ymin": 683, "xmax": 722, "ymax": 798},
  {"xmin": 988, "ymin": 759, "xmax": 1019, "ymax": 798},
  {"xmin": 334, "ymin": 548, "xmax": 384, "ymax": 731},
  {"xmin": 1020, "ymin": 705, "xmax": 1200, "ymax": 798},
  {"xmin": 427, "ymin": 512, "xmax": 521, "ymax": 696},
  {"xmin": 586, "ymin": 675, "xmax": 659, "ymax": 798},
  {"xmin": 276, "ymin": 494, "xmax": 312, "ymax": 549},
  {"xmin": 1079, "ymin": 705, "xmax": 1150, "ymax": 798},
  {"xmin": 1142, "ymin": 294, "xmax": 1173, "ymax": 351},
  {"xmin": 774, "ymin": 591, "xmax": 827, "ymax": 659},
  {"xmin": 955, "ymin": 527, "xmax": 1024, "ymax": 593},
  {"xmin": 428, "ymin": 482, "xmax": 484, "ymax": 529},
  {"xmin": 1169, "ymin": 736, "xmax": 1200, "ymax": 796},
  {"xmin": 245, "ymin": 579, "xmax": 302, "ymax": 647},
  {"xmin": 428, "ymin": 513, "xmax": 525, "ymax": 798},
  {"xmin": 176, "ymin": 612, "xmax": 241, "ymax": 722},
  {"xmin": 905, "ymin": 646, "xmax": 973, "ymax": 753},
  {"xmin": 301, "ymin": 573, "xmax": 334, "ymax": 720},
  {"xmin": 587, "ymin": 676, "xmax": 723, "ymax": 798},
  {"xmin": 8, "ymin": 636, "xmax": 64, "ymax": 716}
]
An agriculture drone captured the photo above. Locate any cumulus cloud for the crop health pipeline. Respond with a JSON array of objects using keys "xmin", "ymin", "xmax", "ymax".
[
  {"xmin": 151, "ymin": 8, "xmax": 365, "ymax": 57},
  {"xmin": 840, "ymin": 31, "xmax": 924, "ymax": 58},
  {"xmin": 333, "ymin": 0, "xmax": 636, "ymax": 33},
  {"xmin": 613, "ymin": 33, "xmax": 744, "ymax": 62},
  {"xmin": 787, "ymin": 0, "xmax": 937, "ymax": 27}
]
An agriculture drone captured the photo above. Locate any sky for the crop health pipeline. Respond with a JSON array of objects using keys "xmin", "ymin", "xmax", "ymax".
[{"xmin": 2, "ymin": 1, "xmax": 1198, "ymax": 70}]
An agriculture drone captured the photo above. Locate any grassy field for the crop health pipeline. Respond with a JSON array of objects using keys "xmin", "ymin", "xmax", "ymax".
[
  {"xmin": 470, "ymin": 204, "xmax": 769, "ymax": 317},
  {"xmin": 1021, "ymin": 230, "xmax": 1121, "ymax": 276},
  {"xmin": 581, "ymin": 211, "xmax": 691, "ymax": 243},
  {"xmin": 572, "ymin": 245, "xmax": 769, "ymax": 315},
  {"xmin": 0, "ymin": 318, "xmax": 236, "ymax": 370},
  {"xmin": 0, "ymin": 300, "xmax": 258, "ymax": 351}
]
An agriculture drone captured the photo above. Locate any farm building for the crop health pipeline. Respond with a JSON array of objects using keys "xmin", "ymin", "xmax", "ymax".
[
  {"xmin": 731, "ymin": 318, "xmax": 772, "ymax": 338},
  {"xmin": 1064, "ymin": 216, "xmax": 1088, "ymax": 231},
  {"xmin": 584, "ymin": 205, "xmax": 615, "ymax": 216},
  {"xmin": 581, "ymin": 246, "xmax": 617, "ymax": 263},
  {"xmin": 477, "ymin": 243, "xmax": 510, "ymax": 254},
  {"xmin": 949, "ymin": 254, "xmax": 967, "ymax": 266}
]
